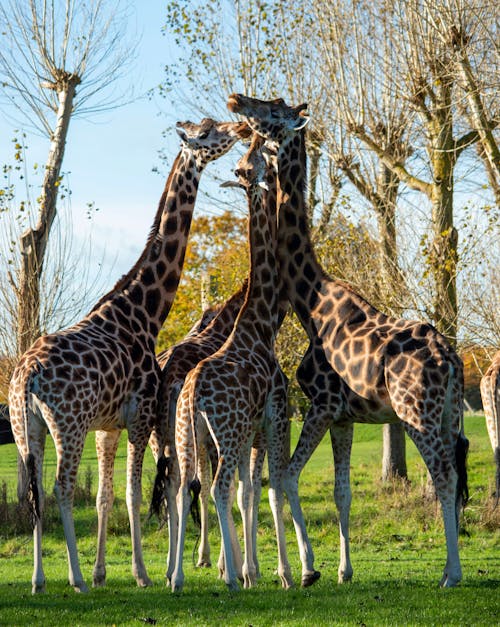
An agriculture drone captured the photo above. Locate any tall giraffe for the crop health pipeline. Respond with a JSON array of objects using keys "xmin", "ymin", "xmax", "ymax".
[
  {"xmin": 149, "ymin": 281, "xmax": 248, "ymax": 582},
  {"xmin": 228, "ymin": 93, "xmax": 469, "ymax": 588},
  {"xmin": 8, "ymin": 117, "xmax": 249, "ymax": 594},
  {"xmin": 171, "ymin": 133, "xmax": 292, "ymax": 592},
  {"xmin": 480, "ymin": 350, "xmax": 500, "ymax": 503}
]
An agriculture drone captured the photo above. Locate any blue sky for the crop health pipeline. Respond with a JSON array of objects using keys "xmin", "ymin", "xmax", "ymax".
[{"xmin": 0, "ymin": 1, "xmax": 244, "ymax": 303}]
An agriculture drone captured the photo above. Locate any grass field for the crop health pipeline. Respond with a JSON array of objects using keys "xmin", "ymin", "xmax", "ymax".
[{"xmin": 0, "ymin": 415, "xmax": 498, "ymax": 626}]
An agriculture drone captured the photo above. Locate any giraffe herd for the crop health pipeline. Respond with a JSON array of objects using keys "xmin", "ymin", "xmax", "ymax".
[{"xmin": 7, "ymin": 94, "xmax": 497, "ymax": 596}]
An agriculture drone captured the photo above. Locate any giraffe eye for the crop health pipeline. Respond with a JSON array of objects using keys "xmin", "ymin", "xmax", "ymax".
[{"xmin": 198, "ymin": 131, "xmax": 209, "ymax": 140}]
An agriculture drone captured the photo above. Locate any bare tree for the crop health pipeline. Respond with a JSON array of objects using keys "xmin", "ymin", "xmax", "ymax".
[
  {"xmin": 0, "ymin": 0, "xmax": 136, "ymax": 358},
  {"xmin": 427, "ymin": 0, "xmax": 499, "ymax": 203}
]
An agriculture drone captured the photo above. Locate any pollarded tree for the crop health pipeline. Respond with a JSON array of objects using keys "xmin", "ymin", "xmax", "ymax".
[
  {"xmin": 313, "ymin": 0, "xmax": 498, "ymax": 343},
  {"xmin": 0, "ymin": 0, "xmax": 136, "ymax": 357}
]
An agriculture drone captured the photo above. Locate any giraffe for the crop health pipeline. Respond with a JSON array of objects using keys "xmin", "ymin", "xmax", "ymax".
[
  {"xmin": 8, "ymin": 117, "xmax": 250, "ymax": 594},
  {"xmin": 171, "ymin": 132, "xmax": 293, "ymax": 592},
  {"xmin": 228, "ymin": 93, "xmax": 469, "ymax": 588},
  {"xmin": 480, "ymin": 350, "xmax": 500, "ymax": 504},
  {"xmin": 149, "ymin": 281, "xmax": 248, "ymax": 583}
]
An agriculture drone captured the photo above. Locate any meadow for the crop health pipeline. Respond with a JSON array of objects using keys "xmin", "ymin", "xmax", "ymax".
[{"xmin": 0, "ymin": 415, "xmax": 498, "ymax": 626}]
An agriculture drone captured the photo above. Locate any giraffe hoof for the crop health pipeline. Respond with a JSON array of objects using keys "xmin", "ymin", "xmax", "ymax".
[
  {"xmin": 137, "ymin": 575, "xmax": 153, "ymax": 588},
  {"xmin": 196, "ymin": 559, "xmax": 212, "ymax": 568},
  {"xmin": 31, "ymin": 582, "xmax": 46, "ymax": 595},
  {"xmin": 92, "ymin": 574, "xmax": 106, "ymax": 588},
  {"xmin": 73, "ymin": 581, "xmax": 89, "ymax": 593},
  {"xmin": 301, "ymin": 571, "xmax": 321, "ymax": 588}
]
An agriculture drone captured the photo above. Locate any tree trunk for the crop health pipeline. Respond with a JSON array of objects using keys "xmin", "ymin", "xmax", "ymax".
[
  {"xmin": 382, "ymin": 422, "xmax": 407, "ymax": 481},
  {"xmin": 454, "ymin": 41, "xmax": 500, "ymax": 182},
  {"xmin": 428, "ymin": 82, "xmax": 458, "ymax": 343},
  {"xmin": 15, "ymin": 78, "xmax": 78, "ymax": 501},
  {"xmin": 376, "ymin": 162, "xmax": 408, "ymax": 480},
  {"xmin": 16, "ymin": 79, "xmax": 78, "ymax": 355}
]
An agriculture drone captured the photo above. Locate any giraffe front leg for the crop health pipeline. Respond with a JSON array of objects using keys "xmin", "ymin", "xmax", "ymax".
[
  {"xmin": 126, "ymin": 435, "xmax": 153, "ymax": 588},
  {"xmin": 330, "ymin": 423, "xmax": 354, "ymax": 584},
  {"xmin": 265, "ymin": 390, "xmax": 294, "ymax": 589},
  {"xmin": 250, "ymin": 437, "xmax": 266, "ymax": 580},
  {"xmin": 93, "ymin": 429, "xmax": 121, "ymax": 587},
  {"xmin": 284, "ymin": 404, "xmax": 331, "ymax": 587}
]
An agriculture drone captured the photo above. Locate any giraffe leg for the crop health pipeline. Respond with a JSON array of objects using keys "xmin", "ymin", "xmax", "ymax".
[
  {"xmin": 28, "ymin": 427, "xmax": 47, "ymax": 594},
  {"xmin": 197, "ymin": 443, "xmax": 212, "ymax": 568},
  {"xmin": 284, "ymin": 404, "xmax": 331, "ymax": 587},
  {"xmin": 404, "ymin": 422, "xmax": 462, "ymax": 587},
  {"xmin": 265, "ymin": 389, "xmax": 294, "ymax": 589},
  {"xmin": 171, "ymin": 478, "xmax": 193, "ymax": 593},
  {"xmin": 126, "ymin": 432, "xmax": 153, "ymax": 588},
  {"xmin": 165, "ymin": 455, "xmax": 180, "ymax": 585},
  {"xmin": 330, "ymin": 422, "xmax": 354, "ymax": 583},
  {"xmin": 93, "ymin": 429, "xmax": 121, "ymax": 587},
  {"xmin": 53, "ymin": 436, "xmax": 88, "ymax": 593},
  {"xmin": 237, "ymin": 443, "xmax": 257, "ymax": 588},
  {"xmin": 217, "ymin": 479, "xmax": 244, "ymax": 581},
  {"xmin": 213, "ymin": 455, "xmax": 240, "ymax": 591},
  {"xmin": 250, "ymin": 435, "xmax": 266, "ymax": 579}
]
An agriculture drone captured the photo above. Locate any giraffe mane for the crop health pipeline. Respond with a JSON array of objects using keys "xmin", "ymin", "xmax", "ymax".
[{"xmin": 89, "ymin": 152, "xmax": 183, "ymax": 313}]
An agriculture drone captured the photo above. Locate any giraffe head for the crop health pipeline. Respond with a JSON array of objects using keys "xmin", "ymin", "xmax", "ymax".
[
  {"xmin": 221, "ymin": 133, "xmax": 268, "ymax": 191},
  {"xmin": 227, "ymin": 94, "xmax": 309, "ymax": 143},
  {"xmin": 176, "ymin": 117, "xmax": 251, "ymax": 168}
]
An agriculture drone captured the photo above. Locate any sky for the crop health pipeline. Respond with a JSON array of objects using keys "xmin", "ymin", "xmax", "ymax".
[{"xmin": 0, "ymin": 1, "xmax": 243, "ymax": 306}]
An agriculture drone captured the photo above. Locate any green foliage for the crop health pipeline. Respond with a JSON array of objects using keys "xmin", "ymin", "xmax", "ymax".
[
  {"xmin": 157, "ymin": 210, "xmax": 248, "ymax": 351},
  {"xmin": 0, "ymin": 416, "xmax": 498, "ymax": 625}
]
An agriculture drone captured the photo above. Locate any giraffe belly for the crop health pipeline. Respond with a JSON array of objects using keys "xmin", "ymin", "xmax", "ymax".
[{"xmin": 344, "ymin": 389, "xmax": 398, "ymax": 424}]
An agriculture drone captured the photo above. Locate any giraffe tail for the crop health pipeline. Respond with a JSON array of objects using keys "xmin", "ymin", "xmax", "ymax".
[
  {"xmin": 25, "ymin": 453, "xmax": 41, "ymax": 528},
  {"xmin": 13, "ymin": 365, "xmax": 42, "ymax": 529},
  {"xmin": 455, "ymin": 432, "xmax": 469, "ymax": 508},
  {"xmin": 148, "ymin": 454, "xmax": 170, "ymax": 522},
  {"xmin": 188, "ymin": 477, "xmax": 201, "ymax": 528}
]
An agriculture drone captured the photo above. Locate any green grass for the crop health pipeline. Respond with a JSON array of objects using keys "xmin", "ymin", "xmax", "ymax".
[{"xmin": 0, "ymin": 415, "xmax": 498, "ymax": 626}]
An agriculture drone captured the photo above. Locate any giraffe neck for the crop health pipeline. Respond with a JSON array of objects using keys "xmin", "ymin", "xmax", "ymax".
[
  {"xmin": 203, "ymin": 282, "xmax": 247, "ymax": 336},
  {"xmin": 277, "ymin": 130, "xmax": 388, "ymax": 341},
  {"xmin": 263, "ymin": 151, "xmax": 288, "ymax": 328},
  {"xmin": 276, "ymin": 130, "xmax": 337, "ymax": 336},
  {"xmin": 236, "ymin": 180, "xmax": 279, "ymax": 344},
  {"xmin": 90, "ymin": 148, "xmax": 204, "ymax": 339}
]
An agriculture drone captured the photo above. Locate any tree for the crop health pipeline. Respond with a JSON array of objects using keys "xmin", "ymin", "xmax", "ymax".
[
  {"xmin": 0, "ymin": 0, "xmax": 136, "ymax": 358},
  {"xmin": 159, "ymin": 0, "xmax": 498, "ymax": 482},
  {"xmin": 157, "ymin": 209, "xmax": 248, "ymax": 352}
]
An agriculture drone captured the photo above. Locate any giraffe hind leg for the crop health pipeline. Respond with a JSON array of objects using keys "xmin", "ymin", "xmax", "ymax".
[
  {"xmin": 403, "ymin": 422, "xmax": 462, "ymax": 587},
  {"xmin": 53, "ymin": 439, "xmax": 89, "ymax": 593}
]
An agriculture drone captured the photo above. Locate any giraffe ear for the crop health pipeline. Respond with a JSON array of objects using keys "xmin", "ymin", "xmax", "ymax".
[
  {"xmin": 176, "ymin": 126, "xmax": 188, "ymax": 143},
  {"xmin": 220, "ymin": 180, "xmax": 244, "ymax": 189}
]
